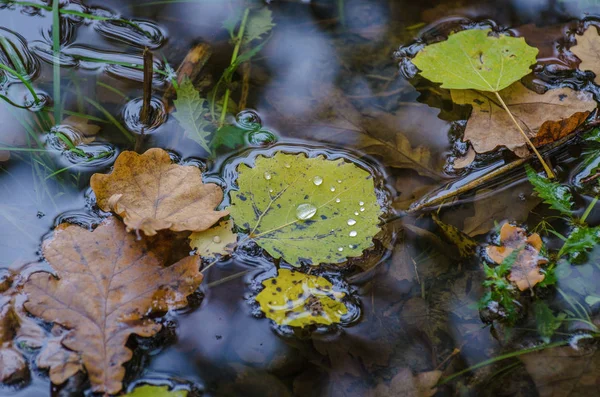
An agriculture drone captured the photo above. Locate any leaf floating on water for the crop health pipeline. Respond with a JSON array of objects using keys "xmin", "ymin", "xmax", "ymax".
[
  {"xmin": 24, "ymin": 217, "xmax": 203, "ymax": 395},
  {"xmin": 486, "ymin": 223, "xmax": 548, "ymax": 291},
  {"xmin": 189, "ymin": 219, "xmax": 237, "ymax": 259},
  {"xmin": 412, "ymin": 29, "xmax": 538, "ymax": 92},
  {"xmin": 229, "ymin": 152, "xmax": 381, "ymax": 266},
  {"xmin": 431, "ymin": 213, "xmax": 477, "ymax": 257},
  {"xmin": 91, "ymin": 148, "xmax": 228, "ymax": 236},
  {"xmin": 572, "ymin": 26, "xmax": 600, "ymax": 85},
  {"xmin": 452, "ymin": 83, "xmax": 596, "ymax": 156},
  {"xmin": 124, "ymin": 384, "xmax": 188, "ymax": 397},
  {"xmin": 255, "ymin": 269, "xmax": 348, "ymax": 327}
]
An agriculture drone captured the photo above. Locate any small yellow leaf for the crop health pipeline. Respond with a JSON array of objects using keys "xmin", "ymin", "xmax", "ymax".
[
  {"xmin": 255, "ymin": 269, "xmax": 347, "ymax": 327},
  {"xmin": 189, "ymin": 219, "xmax": 237, "ymax": 258}
]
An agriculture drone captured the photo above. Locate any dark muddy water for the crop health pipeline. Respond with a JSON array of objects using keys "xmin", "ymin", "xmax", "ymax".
[{"xmin": 2, "ymin": 0, "xmax": 600, "ymax": 396}]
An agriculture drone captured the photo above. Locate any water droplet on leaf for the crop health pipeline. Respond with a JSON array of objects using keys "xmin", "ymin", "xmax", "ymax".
[
  {"xmin": 347, "ymin": 219, "xmax": 356, "ymax": 226},
  {"xmin": 212, "ymin": 236, "xmax": 221, "ymax": 243},
  {"xmin": 264, "ymin": 172, "xmax": 272, "ymax": 180},
  {"xmin": 313, "ymin": 176, "xmax": 323, "ymax": 186},
  {"xmin": 296, "ymin": 203, "xmax": 317, "ymax": 220},
  {"xmin": 349, "ymin": 231, "xmax": 357, "ymax": 237}
]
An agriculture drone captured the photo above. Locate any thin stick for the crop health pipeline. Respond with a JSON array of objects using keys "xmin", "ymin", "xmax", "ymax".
[
  {"xmin": 52, "ymin": 0, "xmax": 61, "ymax": 124},
  {"xmin": 493, "ymin": 91, "xmax": 555, "ymax": 179},
  {"xmin": 239, "ymin": 61, "xmax": 251, "ymax": 110},
  {"xmin": 141, "ymin": 47, "xmax": 153, "ymax": 125}
]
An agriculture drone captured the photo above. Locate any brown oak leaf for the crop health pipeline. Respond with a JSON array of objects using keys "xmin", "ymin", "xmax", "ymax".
[
  {"xmin": 36, "ymin": 326, "xmax": 83, "ymax": 385},
  {"xmin": 452, "ymin": 83, "xmax": 596, "ymax": 157},
  {"xmin": 24, "ymin": 217, "xmax": 203, "ymax": 394},
  {"xmin": 486, "ymin": 223, "xmax": 548, "ymax": 291},
  {"xmin": 91, "ymin": 148, "xmax": 228, "ymax": 236},
  {"xmin": 374, "ymin": 368, "xmax": 442, "ymax": 397},
  {"xmin": 0, "ymin": 267, "xmax": 46, "ymax": 383}
]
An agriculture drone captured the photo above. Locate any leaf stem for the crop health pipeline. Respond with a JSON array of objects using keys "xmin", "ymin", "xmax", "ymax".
[
  {"xmin": 581, "ymin": 196, "xmax": 598, "ymax": 224},
  {"xmin": 493, "ymin": 91, "xmax": 555, "ymax": 179},
  {"xmin": 219, "ymin": 8, "xmax": 250, "ymax": 127}
]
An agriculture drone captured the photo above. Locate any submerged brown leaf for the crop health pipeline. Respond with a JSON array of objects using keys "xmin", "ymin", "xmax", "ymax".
[
  {"xmin": 520, "ymin": 345, "xmax": 600, "ymax": 397},
  {"xmin": 36, "ymin": 326, "xmax": 83, "ymax": 385},
  {"xmin": 486, "ymin": 223, "xmax": 548, "ymax": 291},
  {"xmin": 452, "ymin": 83, "xmax": 596, "ymax": 157},
  {"xmin": 91, "ymin": 148, "xmax": 228, "ymax": 236},
  {"xmin": 374, "ymin": 368, "xmax": 442, "ymax": 397},
  {"xmin": 24, "ymin": 217, "xmax": 203, "ymax": 394}
]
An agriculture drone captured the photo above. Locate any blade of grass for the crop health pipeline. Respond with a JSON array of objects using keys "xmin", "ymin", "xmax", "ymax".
[
  {"xmin": 84, "ymin": 97, "xmax": 135, "ymax": 143},
  {"xmin": 52, "ymin": 0, "xmax": 61, "ymax": 123}
]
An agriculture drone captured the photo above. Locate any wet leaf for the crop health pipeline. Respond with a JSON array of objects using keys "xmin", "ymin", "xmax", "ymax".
[
  {"xmin": 559, "ymin": 226, "xmax": 600, "ymax": 260},
  {"xmin": 243, "ymin": 8, "xmax": 275, "ymax": 44},
  {"xmin": 229, "ymin": 152, "xmax": 381, "ymax": 266},
  {"xmin": 486, "ymin": 223, "xmax": 548, "ymax": 291},
  {"xmin": 520, "ymin": 345, "xmax": 600, "ymax": 397},
  {"xmin": 24, "ymin": 218, "xmax": 203, "ymax": 394},
  {"xmin": 173, "ymin": 77, "xmax": 213, "ymax": 152},
  {"xmin": 91, "ymin": 148, "xmax": 228, "ymax": 236},
  {"xmin": 255, "ymin": 269, "xmax": 347, "ymax": 327},
  {"xmin": 452, "ymin": 83, "xmax": 596, "ymax": 156},
  {"xmin": 412, "ymin": 29, "xmax": 538, "ymax": 91},
  {"xmin": 374, "ymin": 368, "xmax": 442, "ymax": 397},
  {"xmin": 431, "ymin": 213, "xmax": 477, "ymax": 257},
  {"xmin": 124, "ymin": 384, "xmax": 188, "ymax": 397},
  {"xmin": 189, "ymin": 219, "xmax": 237, "ymax": 259},
  {"xmin": 63, "ymin": 115, "xmax": 101, "ymax": 139},
  {"xmin": 36, "ymin": 326, "xmax": 83, "ymax": 385},
  {"xmin": 461, "ymin": 187, "xmax": 540, "ymax": 236},
  {"xmin": 0, "ymin": 268, "xmax": 46, "ymax": 383},
  {"xmin": 572, "ymin": 26, "xmax": 600, "ymax": 84},
  {"xmin": 526, "ymin": 165, "xmax": 574, "ymax": 216}
]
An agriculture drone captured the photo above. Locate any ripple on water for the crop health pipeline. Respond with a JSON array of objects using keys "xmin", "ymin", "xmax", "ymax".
[
  {"xmin": 0, "ymin": 28, "xmax": 40, "ymax": 82},
  {"xmin": 95, "ymin": 20, "xmax": 167, "ymax": 49},
  {"xmin": 122, "ymin": 97, "xmax": 168, "ymax": 134}
]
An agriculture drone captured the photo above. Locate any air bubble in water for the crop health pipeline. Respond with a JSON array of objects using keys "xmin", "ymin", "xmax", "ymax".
[
  {"xmin": 296, "ymin": 203, "xmax": 317, "ymax": 220},
  {"xmin": 313, "ymin": 176, "xmax": 323, "ymax": 186}
]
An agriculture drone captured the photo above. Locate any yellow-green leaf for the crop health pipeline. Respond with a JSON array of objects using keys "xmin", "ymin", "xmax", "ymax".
[
  {"xmin": 255, "ymin": 269, "xmax": 348, "ymax": 327},
  {"xmin": 124, "ymin": 385, "xmax": 187, "ymax": 397},
  {"xmin": 412, "ymin": 29, "xmax": 538, "ymax": 91},
  {"xmin": 189, "ymin": 219, "xmax": 237, "ymax": 258},
  {"xmin": 228, "ymin": 152, "xmax": 382, "ymax": 266}
]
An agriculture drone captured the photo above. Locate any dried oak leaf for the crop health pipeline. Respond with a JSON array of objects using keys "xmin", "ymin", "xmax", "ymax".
[
  {"xmin": 23, "ymin": 217, "xmax": 203, "ymax": 395},
  {"xmin": 572, "ymin": 26, "xmax": 600, "ymax": 85},
  {"xmin": 486, "ymin": 223, "xmax": 548, "ymax": 291},
  {"xmin": 0, "ymin": 267, "xmax": 46, "ymax": 383},
  {"xmin": 36, "ymin": 326, "xmax": 83, "ymax": 385},
  {"xmin": 452, "ymin": 82, "xmax": 596, "ymax": 157},
  {"xmin": 91, "ymin": 148, "xmax": 228, "ymax": 236}
]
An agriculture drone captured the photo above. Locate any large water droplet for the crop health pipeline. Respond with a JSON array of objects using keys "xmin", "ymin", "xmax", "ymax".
[
  {"xmin": 313, "ymin": 176, "xmax": 323, "ymax": 186},
  {"xmin": 212, "ymin": 236, "xmax": 221, "ymax": 243},
  {"xmin": 296, "ymin": 203, "xmax": 317, "ymax": 220},
  {"xmin": 264, "ymin": 171, "xmax": 272, "ymax": 180},
  {"xmin": 347, "ymin": 219, "xmax": 356, "ymax": 226},
  {"xmin": 349, "ymin": 231, "xmax": 357, "ymax": 237}
]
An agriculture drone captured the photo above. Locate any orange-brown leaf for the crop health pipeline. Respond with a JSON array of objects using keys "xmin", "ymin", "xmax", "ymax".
[
  {"xmin": 24, "ymin": 217, "xmax": 203, "ymax": 394},
  {"xmin": 486, "ymin": 223, "xmax": 548, "ymax": 291},
  {"xmin": 90, "ymin": 148, "xmax": 228, "ymax": 236}
]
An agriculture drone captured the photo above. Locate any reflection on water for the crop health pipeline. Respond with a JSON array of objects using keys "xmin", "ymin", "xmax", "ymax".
[{"xmin": 2, "ymin": 0, "xmax": 600, "ymax": 396}]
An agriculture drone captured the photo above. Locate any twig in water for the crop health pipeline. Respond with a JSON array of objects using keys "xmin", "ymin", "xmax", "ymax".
[{"xmin": 140, "ymin": 47, "xmax": 153, "ymax": 125}]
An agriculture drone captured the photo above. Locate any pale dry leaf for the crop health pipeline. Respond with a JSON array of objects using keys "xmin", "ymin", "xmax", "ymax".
[
  {"xmin": 63, "ymin": 116, "xmax": 101, "ymax": 137},
  {"xmin": 91, "ymin": 148, "xmax": 228, "ymax": 236},
  {"xmin": 374, "ymin": 368, "xmax": 442, "ymax": 397},
  {"xmin": 486, "ymin": 223, "xmax": 548, "ymax": 291},
  {"xmin": 452, "ymin": 83, "xmax": 596, "ymax": 156},
  {"xmin": 189, "ymin": 219, "xmax": 237, "ymax": 258},
  {"xmin": 453, "ymin": 146, "xmax": 476, "ymax": 169},
  {"xmin": 572, "ymin": 26, "xmax": 600, "ymax": 85},
  {"xmin": 24, "ymin": 217, "xmax": 203, "ymax": 394}
]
